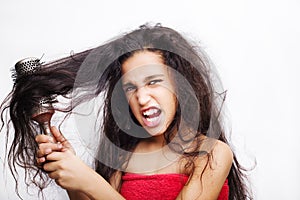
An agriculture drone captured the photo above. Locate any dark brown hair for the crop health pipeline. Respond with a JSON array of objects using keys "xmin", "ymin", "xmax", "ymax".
[{"xmin": 1, "ymin": 23, "xmax": 252, "ymax": 199}]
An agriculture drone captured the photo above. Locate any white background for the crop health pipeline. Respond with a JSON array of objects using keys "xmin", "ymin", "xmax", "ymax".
[{"xmin": 1, "ymin": 0, "xmax": 300, "ymax": 199}]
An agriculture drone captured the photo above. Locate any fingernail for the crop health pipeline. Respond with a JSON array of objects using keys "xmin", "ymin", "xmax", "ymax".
[
  {"xmin": 57, "ymin": 143, "xmax": 63, "ymax": 148},
  {"xmin": 45, "ymin": 149, "xmax": 52, "ymax": 154}
]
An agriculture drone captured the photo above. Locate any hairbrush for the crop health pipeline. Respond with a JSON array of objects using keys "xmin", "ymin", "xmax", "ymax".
[{"xmin": 31, "ymin": 96, "xmax": 56, "ymax": 136}]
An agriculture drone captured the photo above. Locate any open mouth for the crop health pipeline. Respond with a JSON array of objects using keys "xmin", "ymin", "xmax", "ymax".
[{"xmin": 141, "ymin": 107, "xmax": 162, "ymax": 127}]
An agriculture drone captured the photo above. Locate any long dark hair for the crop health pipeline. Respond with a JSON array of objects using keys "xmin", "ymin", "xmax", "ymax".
[{"xmin": 0, "ymin": 23, "xmax": 252, "ymax": 199}]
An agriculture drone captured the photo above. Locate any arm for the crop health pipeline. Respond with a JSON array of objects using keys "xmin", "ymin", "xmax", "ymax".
[
  {"xmin": 67, "ymin": 191, "xmax": 91, "ymax": 200},
  {"xmin": 36, "ymin": 128, "xmax": 91, "ymax": 200},
  {"xmin": 176, "ymin": 140, "xmax": 233, "ymax": 200},
  {"xmin": 45, "ymin": 150, "xmax": 124, "ymax": 200},
  {"xmin": 36, "ymin": 127, "xmax": 125, "ymax": 200}
]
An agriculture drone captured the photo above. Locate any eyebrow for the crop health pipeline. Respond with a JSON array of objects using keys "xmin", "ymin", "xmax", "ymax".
[
  {"xmin": 122, "ymin": 74, "xmax": 165, "ymax": 87},
  {"xmin": 144, "ymin": 74, "xmax": 164, "ymax": 82}
]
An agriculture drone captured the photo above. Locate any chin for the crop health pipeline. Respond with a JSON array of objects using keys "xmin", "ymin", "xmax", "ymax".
[{"xmin": 144, "ymin": 126, "xmax": 166, "ymax": 137}]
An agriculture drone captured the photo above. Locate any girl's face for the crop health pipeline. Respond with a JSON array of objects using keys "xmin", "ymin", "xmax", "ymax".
[{"xmin": 121, "ymin": 51, "xmax": 177, "ymax": 137}]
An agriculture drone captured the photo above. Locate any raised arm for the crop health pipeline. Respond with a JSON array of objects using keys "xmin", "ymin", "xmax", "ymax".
[{"xmin": 36, "ymin": 127, "xmax": 125, "ymax": 200}]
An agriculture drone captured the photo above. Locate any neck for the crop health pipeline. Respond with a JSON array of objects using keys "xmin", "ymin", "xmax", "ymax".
[{"xmin": 137, "ymin": 134, "xmax": 165, "ymax": 152}]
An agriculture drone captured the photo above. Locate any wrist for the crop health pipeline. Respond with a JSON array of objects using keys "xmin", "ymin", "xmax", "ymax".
[{"xmin": 76, "ymin": 163, "xmax": 98, "ymax": 193}]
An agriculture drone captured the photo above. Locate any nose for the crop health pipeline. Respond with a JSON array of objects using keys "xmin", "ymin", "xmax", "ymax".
[{"xmin": 136, "ymin": 86, "xmax": 151, "ymax": 106}]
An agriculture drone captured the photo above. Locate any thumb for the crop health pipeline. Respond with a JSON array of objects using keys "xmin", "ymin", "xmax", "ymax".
[{"xmin": 50, "ymin": 126, "xmax": 74, "ymax": 153}]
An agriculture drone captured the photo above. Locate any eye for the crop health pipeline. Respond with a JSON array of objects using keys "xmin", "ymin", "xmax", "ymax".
[
  {"xmin": 148, "ymin": 79, "xmax": 163, "ymax": 86},
  {"xmin": 123, "ymin": 84, "xmax": 137, "ymax": 93}
]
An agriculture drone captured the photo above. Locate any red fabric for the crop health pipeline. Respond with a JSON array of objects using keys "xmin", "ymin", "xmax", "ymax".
[
  {"xmin": 120, "ymin": 173, "xmax": 229, "ymax": 200},
  {"xmin": 218, "ymin": 179, "xmax": 229, "ymax": 200}
]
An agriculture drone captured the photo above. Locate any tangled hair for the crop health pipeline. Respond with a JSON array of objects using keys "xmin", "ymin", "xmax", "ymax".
[
  {"xmin": 0, "ymin": 50, "xmax": 92, "ymax": 198},
  {"xmin": 0, "ymin": 23, "xmax": 252, "ymax": 199}
]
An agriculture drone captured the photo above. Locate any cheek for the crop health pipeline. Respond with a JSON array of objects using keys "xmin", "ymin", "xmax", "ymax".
[
  {"xmin": 164, "ymin": 93, "xmax": 177, "ymax": 118},
  {"xmin": 171, "ymin": 95, "xmax": 178, "ymax": 116},
  {"xmin": 128, "ymin": 98, "xmax": 139, "ymax": 117}
]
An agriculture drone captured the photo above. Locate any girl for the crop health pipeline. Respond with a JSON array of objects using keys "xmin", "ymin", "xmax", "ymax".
[{"xmin": 1, "ymin": 24, "xmax": 251, "ymax": 199}]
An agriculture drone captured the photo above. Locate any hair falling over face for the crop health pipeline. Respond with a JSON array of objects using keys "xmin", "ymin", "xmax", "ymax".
[{"xmin": 0, "ymin": 23, "xmax": 253, "ymax": 199}]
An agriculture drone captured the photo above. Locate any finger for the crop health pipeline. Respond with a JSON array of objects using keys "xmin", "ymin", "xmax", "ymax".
[
  {"xmin": 51, "ymin": 127, "xmax": 68, "ymax": 144},
  {"xmin": 35, "ymin": 134, "xmax": 55, "ymax": 144},
  {"xmin": 43, "ymin": 160, "xmax": 60, "ymax": 172},
  {"xmin": 37, "ymin": 156, "xmax": 46, "ymax": 165},
  {"xmin": 45, "ymin": 151, "xmax": 68, "ymax": 161},
  {"xmin": 37, "ymin": 143, "xmax": 63, "ymax": 158},
  {"xmin": 37, "ymin": 149, "xmax": 51, "ymax": 158},
  {"xmin": 51, "ymin": 127, "xmax": 73, "ymax": 151},
  {"xmin": 48, "ymin": 170, "xmax": 60, "ymax": 180}
]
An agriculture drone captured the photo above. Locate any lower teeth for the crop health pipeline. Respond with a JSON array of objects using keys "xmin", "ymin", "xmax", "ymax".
[{"xmin": 146, "ymin": 116, "xmax": 158, "ymax": 122}]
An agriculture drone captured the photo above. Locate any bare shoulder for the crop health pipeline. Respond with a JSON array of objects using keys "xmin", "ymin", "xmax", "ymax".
[
  {"xmin": 212, "ymin": 140, "xmax": 233, "ymax": 162},
  {"xmin": 212, "ymin": 140, "xmax": 234, "ymax": 165},
  {"xmin": 199, "ymin": 135, "xmax": 233, "ymax": 164},
  {"xmin": 193, "ymin": 138, "xmax": 233, "ymax": 177},
  {"xmin": 178, "ymin": 139, "xmax": 234, "ymax": 199}
]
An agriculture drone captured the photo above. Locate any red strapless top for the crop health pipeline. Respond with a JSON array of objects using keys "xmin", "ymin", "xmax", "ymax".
[{"xmin": 120, "ymin": 173, "xmax": 229, "ymax": 200}]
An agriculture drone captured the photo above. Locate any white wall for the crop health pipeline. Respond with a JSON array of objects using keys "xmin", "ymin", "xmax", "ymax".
[{"xmin": 1, "ymin": 0, "xmax": 299, "ymax": 199}]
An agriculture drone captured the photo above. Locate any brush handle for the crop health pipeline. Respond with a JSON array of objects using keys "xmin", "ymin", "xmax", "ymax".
[
  {"xmin": 40, "ymin": 121, "xmax": 52, "ymax": 136},
  {"xmin": 32, "ymin": 108, "xmax": 54, "ymax": 136}
]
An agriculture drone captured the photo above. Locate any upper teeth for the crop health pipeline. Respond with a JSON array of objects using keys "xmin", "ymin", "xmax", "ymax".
[
  {"xmin": 143, "ymin": 109, "xmax": 158, "ymax": 116},
  {"xmin": 146, "ymin": 116, "xmax": 159, "ymax": 122}
]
